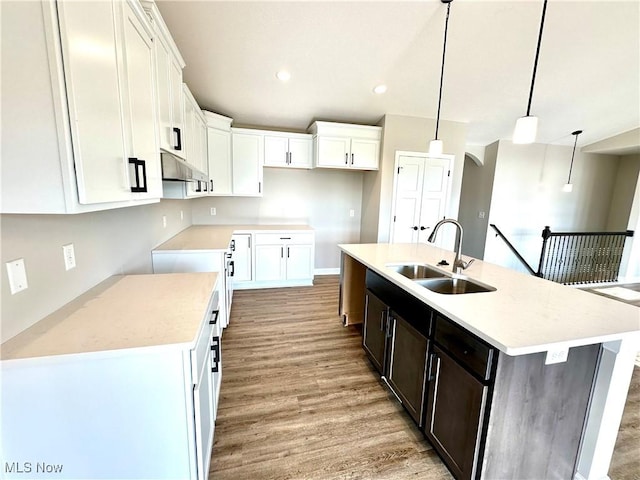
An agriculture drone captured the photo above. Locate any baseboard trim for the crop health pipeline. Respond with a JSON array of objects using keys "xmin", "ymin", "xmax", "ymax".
[{"xmin": 314, "ymin": 268, "xmax": 340, "ymax": 275}]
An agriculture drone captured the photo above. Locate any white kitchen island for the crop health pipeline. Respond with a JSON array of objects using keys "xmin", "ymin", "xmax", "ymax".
[
  {"xmin": 339, "ymin": 242, "xmax": 640, "ymax": 480},
  {"xmin": 1, "ymin": 273, "xmax": 221, "ymax": 480}
]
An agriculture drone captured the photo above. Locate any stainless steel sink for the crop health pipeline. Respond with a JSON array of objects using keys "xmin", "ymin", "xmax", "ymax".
[
  {"xmin": 415, "ymin": 277, "xmax": 496, "ymax": 295},
  {"xmin": 386, "ymin": 263, "xmax": 447, "ymax": 280}
]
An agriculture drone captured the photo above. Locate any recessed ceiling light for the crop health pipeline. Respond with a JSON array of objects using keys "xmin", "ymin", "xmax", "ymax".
[
  {"xmin": 276, "ymin": 71, "xmax": 291, "ymax": 82},
  {"xmin": 373, "ymin": 84, "xmax": 387, "ymax": 94}
]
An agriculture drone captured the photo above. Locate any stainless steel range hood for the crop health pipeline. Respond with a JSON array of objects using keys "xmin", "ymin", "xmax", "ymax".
[{"xmin": 161, "ymin": 151, "xmax": 207, "ymax": 182}]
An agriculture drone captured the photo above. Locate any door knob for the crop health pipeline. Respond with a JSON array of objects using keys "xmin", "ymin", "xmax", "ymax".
[
  {"xmin": 412, "ymin": 226, "xmax": 418, "ymax": 231},
  {"xmin": 420, "ymin": 226, "xmax": 427, "ymax": 231}
]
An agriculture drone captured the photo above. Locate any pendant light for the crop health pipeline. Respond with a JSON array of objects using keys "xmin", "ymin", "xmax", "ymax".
[
  {"xmin": 429, "ymin": 0, "xmax": 453, "ymax": 156},
  {"xmin": 562, "ymin": 130, "xmax": 582, "ymax": 193},
  {"xmin": 513, "ymin": 0, "xmax": 548, "ymax": 144}
]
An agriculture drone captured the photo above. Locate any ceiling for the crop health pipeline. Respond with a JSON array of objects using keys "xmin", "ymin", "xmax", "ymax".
[{"xmin": 156, "ymin": 0, "xmax": 640, "ymax": 153}]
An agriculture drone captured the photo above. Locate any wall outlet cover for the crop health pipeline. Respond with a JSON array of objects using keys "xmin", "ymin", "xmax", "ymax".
[
  {"xmin": 545, "ymin": 348, "xmax": 569, "ymax": 365},
  {"xmin": 6, "ymin": 258, "xmax": 28, "ymax": 294},
  {"xmin": 62, "ymin": 243, "xmax": 76, "ymax": 270},
  {"xmin": 211, "ymin": 207, "xmax": 217, "ymax": 216}
]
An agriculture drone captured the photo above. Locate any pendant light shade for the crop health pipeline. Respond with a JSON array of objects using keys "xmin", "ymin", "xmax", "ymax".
[
  {"xmin": 563, "ymin": 130, "xmax": 582, "ymax": 193},
  {"xmin": 429, "ymin": 0, "xmax": 453, "ymax": 156},
  {"xmin": 513, "ymin": 0, "xmax": 548, "ymax": 144}
]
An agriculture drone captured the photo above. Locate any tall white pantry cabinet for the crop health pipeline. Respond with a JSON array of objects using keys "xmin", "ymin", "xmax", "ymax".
[{"xmin": 1, "ymin": 0, "xmax": 164, "ymax": 214}]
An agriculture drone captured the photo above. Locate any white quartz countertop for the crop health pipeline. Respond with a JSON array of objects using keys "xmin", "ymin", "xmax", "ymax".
[
  {"xmin": 154, "ymin": 224, "xmax": 313, "ymax": 252},
  {"xmin": 340, "ymin": 243, "xmax": 640, "ymax": 356},
  {"xmin": 1, "ymin": 273, "xmax": 218, "ymax": 361}
]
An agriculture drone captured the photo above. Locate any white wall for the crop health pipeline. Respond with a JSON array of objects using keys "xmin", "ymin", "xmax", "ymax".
[
  {"xmin": 483, "ymin": 141, "xmax": 620, "ymax": 274},
  {"xmin": 191, "ymin": 168, "xmax": 363, "ymax": 270},
  {"xmin": 0, "ymin": 200, "xmax": 193, "ymax": 342}
]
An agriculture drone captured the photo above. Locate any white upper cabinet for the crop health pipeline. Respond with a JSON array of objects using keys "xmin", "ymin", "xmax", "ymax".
[
  {"xmin": 264, "ymin": 132, "xmax": 313, "ymax": 169},
  {"xmin": 182, "ymin": 83, "xmax": 208, "ymax": 176},
  {"xmin": 205, "ymin": 112, "xmax": 233, "ymax": 196},
  {"xmin": 141, "ymin": 0, "xmax": 186, "ymax": 160},
  {"xmin": 308, "ymin": 121, "xmax": 382, "ymax": 170},
  {"xmin": 0, "ymin": 0, "xmax": 162, "ymax": 213},
  {"xmin": 231, "ymin": 128, "xmax": 264, "ymax": 196}
]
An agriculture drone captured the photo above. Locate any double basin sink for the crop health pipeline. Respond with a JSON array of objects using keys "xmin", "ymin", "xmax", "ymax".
[{"xmin": 387, "ymin": 263, "xmax": 496, "ymax": 295}]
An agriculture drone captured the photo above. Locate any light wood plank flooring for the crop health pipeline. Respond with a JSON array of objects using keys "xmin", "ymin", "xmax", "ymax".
[{"xmin": 210, "ymin": 276, "xmax": 639, "ymax": 480}]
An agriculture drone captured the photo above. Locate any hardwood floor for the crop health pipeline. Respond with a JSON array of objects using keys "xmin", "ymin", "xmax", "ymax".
[{"xmin": 210, "ymin": 276, "xmax": 639, "ymax": 480}]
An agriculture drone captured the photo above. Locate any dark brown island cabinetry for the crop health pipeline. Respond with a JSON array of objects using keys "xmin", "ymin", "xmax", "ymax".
[{"xmin": 362, "ymin": 269, "xmax": 601, "ymax": 480}]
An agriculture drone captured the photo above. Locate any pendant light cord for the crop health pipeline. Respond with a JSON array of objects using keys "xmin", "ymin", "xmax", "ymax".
[
  {"xmin": 526, "ymin": 0, "xmax": 548, "ymax": 116},
  {"xmin": 434, "ymin": 1, "xmax": 451, "ymax": 140},
  {"xmin": 567, "ymin": 130, "xmax": 582, "ymax": 183}
]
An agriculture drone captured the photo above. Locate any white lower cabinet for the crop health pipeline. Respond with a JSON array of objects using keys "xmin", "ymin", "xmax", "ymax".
[
  {"xmin": 231, "ymin": 233, "xmax": 253, "ymax": 284},
  {"xmin": 1, "ymin": 285, "xmax": 221, "ymax": 480},
  {"xmin": 254, "ymin": 233, "xmax": 314, "ymax": 286}
]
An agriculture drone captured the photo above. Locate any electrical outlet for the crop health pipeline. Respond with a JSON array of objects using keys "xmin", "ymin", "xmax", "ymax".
[
  {"xmin": 210, "ymin": 207, "xmax": 217, "ymax": 216},
  {"xmin": 478, "ymin": 211, "xmax": 486, "ymax": 219},
  {"xmin": 6, "ymin": 258, "xmax": 28, "ymax": 294},
  {"xmin": 545, "ymin": 348, "xmax": 569, "ymax": 365},
  {"xmin": 162, "ymin": 215, "xmax": 167, "ymax": 228},
  {"xmin": 62, "ymin": 243, "xmax": 76, "ymax": 270},
  {"xmin": 180, "ymin": 210, "xmax": 184, "ymax": 221},
  {"xmin": 349, "ymin": 209, "xmax": 355, "ymax": 217}
]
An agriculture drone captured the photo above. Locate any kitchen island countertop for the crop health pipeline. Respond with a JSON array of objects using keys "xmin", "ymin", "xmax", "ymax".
[{"xmin": 340, "ymin": 242, "xmax": 640, "ymax": 356}]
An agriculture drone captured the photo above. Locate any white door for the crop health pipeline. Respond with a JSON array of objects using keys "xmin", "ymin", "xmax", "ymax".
[
  {"xmin": 286, "ymin": 244, "xmax": 313, "ymax": 280},
  {"xmin": 264, "ymin": 136, "xmax": 288, "ymax": 167},
  {"xmin": 350, "ymin": 138, "xmax": 379, "ymax": 170},
  {"xmin": 231, "ymin": 234, "xmax": 252, "ymax": 283},
  {"xmin": 390, "ymin": 153, "xmax": 452, "ymax": 244},
  {"xmin": 255, "ymin": 245, "xmax": 284, "ymax": 281},
  {"xmin": 58, "ymin": 1, "xmax": 131, "ymax": 204},
  {"xmin": 232, "ymin": 132, "xmax": 263, "ymax": 195},
  {"xmin": 316, "ymin": 136, "xmax": 350, "ymax": 167},
  {"xmin": 121, "ymin": 3, "xmax": 161, "ymax": 199}
]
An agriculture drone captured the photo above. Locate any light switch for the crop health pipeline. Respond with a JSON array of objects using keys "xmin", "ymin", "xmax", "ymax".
[
  {"xmin": 210, "ymin": 207, "xmax": 217, "ymax": 216},
  {"xmin": 6, "ymin": 258, "xmax": 28, "ymax": 294}
]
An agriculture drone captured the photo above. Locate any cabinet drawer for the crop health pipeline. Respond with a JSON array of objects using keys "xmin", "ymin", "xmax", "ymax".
[
  {"xmin": 254, "ymin": 232, "xmax": 313, "ymax": 245},
  {"xmin": 433, "ymin": 314, "xmax": 495, "ymax": 381}
]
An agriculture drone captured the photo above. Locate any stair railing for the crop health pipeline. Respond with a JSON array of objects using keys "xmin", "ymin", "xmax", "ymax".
[{"xmin": 489, "ymin": 224, "xmax": 634, "ymax": 285}]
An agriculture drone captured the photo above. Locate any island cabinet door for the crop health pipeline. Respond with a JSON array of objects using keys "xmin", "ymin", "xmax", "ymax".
[
  {"xmin": 385, "ymin": 313, "xmax": 429, "ymax": 427},
  {"xmin": 362, "ymin": 290, "xmax": 388, "ymax": 373},
  {"xmin": 424, "ymin": 345, "xmax": 488, "ymax": 480}
]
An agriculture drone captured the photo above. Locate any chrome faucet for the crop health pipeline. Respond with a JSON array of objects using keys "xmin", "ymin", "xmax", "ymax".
[{"xmin": 427, "ymin": 218, "xmax": 475, "ymax": 274}]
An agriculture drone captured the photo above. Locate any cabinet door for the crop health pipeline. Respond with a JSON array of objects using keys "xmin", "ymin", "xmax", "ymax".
[
  {"xmin": 316, "ymin": 136, "xmax": 351, "ymax": 167},
  {"xmin": 121, "ymin": 3, "xmax": 161, "ymax": 199},
  {"xmin": 57, "ymin": 1, "xmax": 131, "ymax": 205},
  {"xmin": 231, "ymin": 234, "xmax": 252, "ymax": 283},
  {"xmin": 255, "ymin": 245, "xmax": 285, "ymax": 281},
  {"xmin": 183, "ymin": 87, "xmax": 197, "ymax": 169},
  {"xmin": 208, "ymin": 128, "xmax": 232, "ymax": 195},
  {"xmin": 193, "ymin": 345, "xmax": 214, "ymax": 480},
  {"xmin": 285, "ymin": 244, "xmax": 313, "ymax": 280},
  {"xmin": 169, "ymin": 59, "xmax": 185, "ymax": 158},
  {"xmin": 386, "ymin": 314, "xmax": 429, "ymax": 426},
  {"xmin": 153, "ymin": 33, "xmax": 173, "ymax": 153},
  {"xmin": 363, "ymin": 291, "xmax": 388, "ymax": 373},
  {"xmin": 350, "ymin": 138, "xmax": 379, "ymax": 170},
  {"xmin": 287, "ymin": 137, "xmax": 313, "ymax": 168},
  {"xmin": 264, "ymin": 135, "xmax": 289, "ymax": 167},
  {"xmin": 424, "ymin": 345, "xmax": 488, "ymax": 480},
  {"xmin": 232, "ymin": 132, "xmax": 263, "ymax": 195}
]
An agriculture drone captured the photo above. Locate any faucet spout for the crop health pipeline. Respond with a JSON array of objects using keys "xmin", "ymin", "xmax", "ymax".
[{"xmin": 427, "ymin": 218, "xmax": 469, "ymax": 274}]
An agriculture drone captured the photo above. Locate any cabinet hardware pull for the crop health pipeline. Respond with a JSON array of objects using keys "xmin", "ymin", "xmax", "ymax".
[
  {"xmin": 259, "ymin": 181, "xmax": 262, "ymax": 193},
  {"xmin": 248, "ymin": 236, "xmax": 251, "ymax": 248},
  {"xmin": 280, "ymin": 237, "xmax": 291, "ymax": 240},
  {"xmin": 128, "ymin": 158, "xmax": 148, "ymax": 193},
  {"xmin": 345, "ymin": 153, "xmax": 348, "ymax": 165},
  {"xmin": 230, "ymin": 239, "xmax": 236, "ymax": 252},
  {"xmin": 288, "ymin": 151, "xmax": 292, "ymax": 164},
  {"xmin": 427, "ymin": 353, "xmax": 438, "ymax": 381},
  {"xmin": 211, "ymin": 336, "xmax": 220, "ymax": 373},
  {"xmin": 210, "ymin": 179, "xmax": 214, "ymax": 191},
  {"xmin": 287, "ymin": 247, "xmax": 290, "ymax": 258},
  {"xmin": 173, "ymin": 127, "xmax": 182, "ymax": 151},
  {"xmin": 351, "ymin": 153, "xmax": 354, "ymax": 165},
  {"xmin": 280, "ymin": 247, "xmax": 284, "ymax": 258},
  {"xmin": 229, "ymin": 260, "xmax": 235, "ymax": 277},
  {"xmin": 380, "ymin": 311, "xmax": 386, "ymax": 332},
  {"xmin": 210, "ymin": 309, "xmax": 219, "ymax": 325},
  {"xmin": 386, "ymin": 316, "xmax": 394, "ymax": 339}
]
